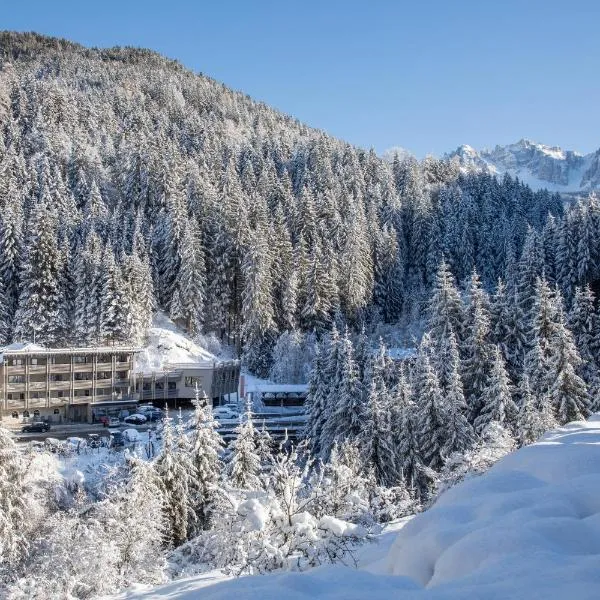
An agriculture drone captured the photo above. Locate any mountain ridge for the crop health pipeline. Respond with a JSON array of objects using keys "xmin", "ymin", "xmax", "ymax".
[{"xmin": 444, "ymin": 138, "xmax": 600, "ymax": 194}]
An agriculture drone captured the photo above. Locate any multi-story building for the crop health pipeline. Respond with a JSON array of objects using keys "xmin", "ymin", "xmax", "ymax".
[
  {"xmin": 0, "ymin": 343, "xmax": 139, "ymax": 423},
  {"xmin": 136, "ymin": 360, "xmax": 241, "ymax": 407}
]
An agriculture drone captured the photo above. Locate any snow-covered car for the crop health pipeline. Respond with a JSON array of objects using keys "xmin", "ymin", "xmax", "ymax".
[
  {"xmin": 65, "ymin": 437, "xmax": 87, "ymax": 453},
  {"xmin": 212, "ymin": 407, "xmax": 239, "ymax": 421},
  {"xmin": 124, "ymin": 413, "xmax": 147, "ymax": 425},
  {"xmin": 44, "ymin": 437, "xmax": 63, "ymax": 453},
  {"xmin": 122, "ymin": 428, "xmax": 141, "ymax": 443}
]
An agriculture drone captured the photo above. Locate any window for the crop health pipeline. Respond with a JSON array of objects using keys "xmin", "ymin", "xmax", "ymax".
[
  {"xmin": 23, "ymin": 410, "xmax": 29, "ymax": 417},
  {"xmin": 30, "ymin": 392, "xmax": 40, "ymax": 400},
  {"xmin": 143, "ymin": 382, "xmax": 151, "ymax": 391},
  {"xmin": 168, "ymin": 381, "xmax": 177, "ymax": 391},
  {"xmin": 7, "ymin": 393, "xmax": 12, "ymax": 401},
  {"xmin": 73, "ymin": 356, "xmax": 88, "ymax": 364},
  {"xmin": 31, "ymin": 358, "xmax": 38, "ymax": 365},
  {"xmin": 8, "ymin": 375, "xmax": 25, "ymax": 384},
  {"xmin": 53, "ymin": 408, "xmax": 60, "ymax": 414},
  {"xmin": 184, "ymin": 376, "xmax": 203, "ymax": 388},
  {"xmin": 11, "ymin": 358, "xmax": 22, "ymax": 366}
]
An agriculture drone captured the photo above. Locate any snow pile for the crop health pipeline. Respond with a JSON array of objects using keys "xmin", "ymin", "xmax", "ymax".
[
  {"xmin": 122, "ymin": 417, "xmax": 600, "ymax": 599},
  {"xmin": 136, "ymin": 312, "xmax": 216, "ymax": 374}
]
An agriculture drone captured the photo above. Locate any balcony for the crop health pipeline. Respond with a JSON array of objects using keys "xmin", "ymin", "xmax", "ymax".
[
  {"xmin": 73, "ymin": 363, "xmax": 94, "ymax": 373},
  {"xmin": 5, "ymin": 365, "xmax": 25, "ymax": 375},
  {"xmin": 7, "ymin": 383, "xmax": 26, "ymax": 392},
  {"xmin": 29, "ymin": 381, "xmax": 48, "ymax": 391},
  {"xmin": 48, "ymin": 364, "xmax": 72, "ymax": 374},
  {"xmin": 49, "ymin": 380, "xmax": 71, "ymax": 390},
  {"xmin": 115, "ymin": 361, "xmax": 132, "ymax": 370},
  {"xmin": 28, "ymin": 365, "xmax": 47, "ymax": 375},
  {"xmin": 73, "ymin": 380, "xmax": 94, "ymax": 390},
  {"xmin": 97, "ymin": 362, "xmax": 113, "ymax": 370}
]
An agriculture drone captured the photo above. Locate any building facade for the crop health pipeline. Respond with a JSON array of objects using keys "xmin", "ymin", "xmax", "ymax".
[
  {"xmin": 0, "ymin": 344, "xmax": 139, "ymax": 423},
  {"xmin": 136, "ymin": 360, "xmax": 241, "ymax": 407}
]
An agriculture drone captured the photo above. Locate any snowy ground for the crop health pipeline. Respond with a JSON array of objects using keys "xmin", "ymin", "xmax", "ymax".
[{"xmin": 117, "ymin": 416, "xmax": 600, "ymax": 599}]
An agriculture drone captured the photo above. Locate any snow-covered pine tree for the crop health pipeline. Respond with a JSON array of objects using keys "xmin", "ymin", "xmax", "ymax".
[
  {"xmin": 461, "ymin": 270, "xmax": 494, "ymax": 422},
  {"xmin": 516, "ymin": 375, "xmax": 555, "ymax": 447},
  {"xmin": 0, "ymin": 425, "xmax": 30, "ymax": 571},
  {"xmin": 413, "ymin": 337, "xmax": 447, "ymax": 471},
  {"xmin": 440, "ymin": 329, "xmax": 475, "ymax": 458},
  {"xmin": 426, "ymin": 259, "xmax": 464, "ymax": 347},
  {"xmin": 188, "ymin": 389, "xmax": 224, "ymax": 530},
  {"xmin": 174, "ymin": 220, "xmax": 206, "ymax": 336},
  {"xmin": 359, "ymin": 341, "xmax": 399, "ymax": 486},
  {"xmin": 229, "ymin": 402, "xmax": 263, "ymax": 490},
  {"xmin": 155, "ymin": 410, "xmax": 196, "ymax": 547},
  {"xmin": 474, "ymin": 345, "xmax": 517, "ymax": 434},
  {"xmin": 550, "ymin": 308, "xmax": 590, "ymax": 425},
  {"xmin": 14, "ymin": 202, "xmax": 61, "ymax": 345},
  {"xmin": 325, "ymin": 328, "xmax": 365, "ymax": 457}
]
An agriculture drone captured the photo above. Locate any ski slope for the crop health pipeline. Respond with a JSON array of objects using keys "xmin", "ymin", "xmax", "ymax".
[{"xmin": 120, "ymin": 416, "xmax": 600, "ymax": 599}]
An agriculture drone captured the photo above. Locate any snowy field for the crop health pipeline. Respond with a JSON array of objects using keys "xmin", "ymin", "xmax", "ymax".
[{"xmin": 117, "ymin": 416, "xmax": 600, "ymax": 599}]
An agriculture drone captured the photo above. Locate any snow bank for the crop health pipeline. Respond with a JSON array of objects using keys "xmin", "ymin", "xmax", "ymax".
[
  {"xmin": 122, "ymin": 417, "xmax": 600, "ymax": 599},
  {"xmin": 136, "ymin": 312, "xmax": 216, "ymax": 374}
]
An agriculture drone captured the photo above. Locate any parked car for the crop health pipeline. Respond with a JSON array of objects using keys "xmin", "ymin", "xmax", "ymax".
[
  {"xmin": 107, "ymin": 417, "xmax": 120, "ymax": 427},
  {"xmin": 110, "ymin": 431, "xmax": 125, "ymax": 448},
  {"xmin": 22, "ymin": 421, "xmax": 51, "ymax": 433},
  {"xmin": 122, "ymin": 428, "xmax": 141, "ymax": 443},
  {"xmin": 124, "ymin": 413, "xmax": 147, "ymax": 425},
  {"xmin": 212, "ymin": 407, "xmax": 238, "ymax": 421},
  {"xmin": 145, "ymin": 410, "xmax": 164, "ymax": 422},
  {"xmin": 44, "ymin": 437, "xmax": 62, "ymax": 453}
]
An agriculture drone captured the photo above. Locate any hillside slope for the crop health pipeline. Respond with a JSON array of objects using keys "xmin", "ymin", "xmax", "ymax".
[{"xmin": 120, "ymin": 416, "xmax": 600, "ymax": 599}]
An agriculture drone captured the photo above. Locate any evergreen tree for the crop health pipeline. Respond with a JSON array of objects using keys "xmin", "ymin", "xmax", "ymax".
[{"xmin": 474, "ymin": 346, "xmax": 516, "ymax": 434}]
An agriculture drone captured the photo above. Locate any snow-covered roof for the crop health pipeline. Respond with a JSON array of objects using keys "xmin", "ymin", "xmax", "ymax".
[
  {"xmin": 0, "ymin": 344, "xmax": 140, "ymax": 356},
  {"xmin": 252, "ymin": 384, "xmax": 308, "ymax": 394},
  {"xmin": 1, "ymin": 342, "xmax": 47, "ymax": 352}
]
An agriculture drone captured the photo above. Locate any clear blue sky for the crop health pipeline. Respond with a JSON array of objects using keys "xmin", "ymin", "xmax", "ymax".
[{"xmin": 3, "ymin": 0, "xmax": 600, "ymax": 156}]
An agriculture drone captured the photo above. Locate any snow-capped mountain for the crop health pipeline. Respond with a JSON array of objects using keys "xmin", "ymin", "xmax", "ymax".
[{"xmin": 446, "ymin": 139, "xmax": 600, "ymax": 194}]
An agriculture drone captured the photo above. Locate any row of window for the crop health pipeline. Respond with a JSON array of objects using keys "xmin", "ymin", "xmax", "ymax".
[
  {"xmin": 7, "ymin": 372, "xmax": 129, "ymax": 384},
  {"xmin": 6, "ymin": 388, "xmax": 126, "ymax": 401},
  {"xmin": 10, "ymin": 409, "xmax": 61, "ymax": 418},
  {"xmin": 5, "ymin": 354, "xmax": 131, "ymax": 367}
]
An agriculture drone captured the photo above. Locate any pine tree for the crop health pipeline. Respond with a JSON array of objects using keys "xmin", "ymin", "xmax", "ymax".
[
  {"xmin": 516, "ymin": 375, "xmax": 555, "ymax": 447},
  {"xmin": 14, "ymin": 202, "xmax": 61, "ymax": 345},
  {"xmin": 550, "ymin": 310, "xmax": 590, "ymax": 425},
  {"xmin": 188, "ymin": 390, "xmax": 223, "ymax": 530},
  {"xmin": 0, "ymin": 425, "xmax": 29, "ymax": 570},
  {"xmin": 474, "ymin": 346, "xmax": 516, "ymax": 434},
  {"xmin": 413, "ymin": 338, "xmax": 446, "ymax": 471},
  {"xmin": 326, "ymin": 329, "xmax": 365, "ymax": 456},
  {"xmin": 175, "ymin": 220, "xmax": 206, "ymax": 336},
  {"xmin": 155, "ymin": 410, "xmax": 196, "ymax": 547},
  {"xmin": 229, "ymin": 403, "xmax": 263, "ymax": 490},
  {"xmin": 461, "ymin": 271, "xmax": 494, "ymax": 421},
  {"xmin": 441, "ymin": 330, "xmax": 475, "ymax": 458}
]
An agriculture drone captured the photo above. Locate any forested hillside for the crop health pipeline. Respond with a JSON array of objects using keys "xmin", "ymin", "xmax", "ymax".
[{"xmin": 2, "ymin": 32, "xmax": 592, "ymax": 378}]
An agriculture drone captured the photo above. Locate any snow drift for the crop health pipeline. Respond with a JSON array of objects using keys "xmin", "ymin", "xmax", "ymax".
[{"xmin": 122, "ymin": 416, "xmax": 600, "ymax": 599}]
